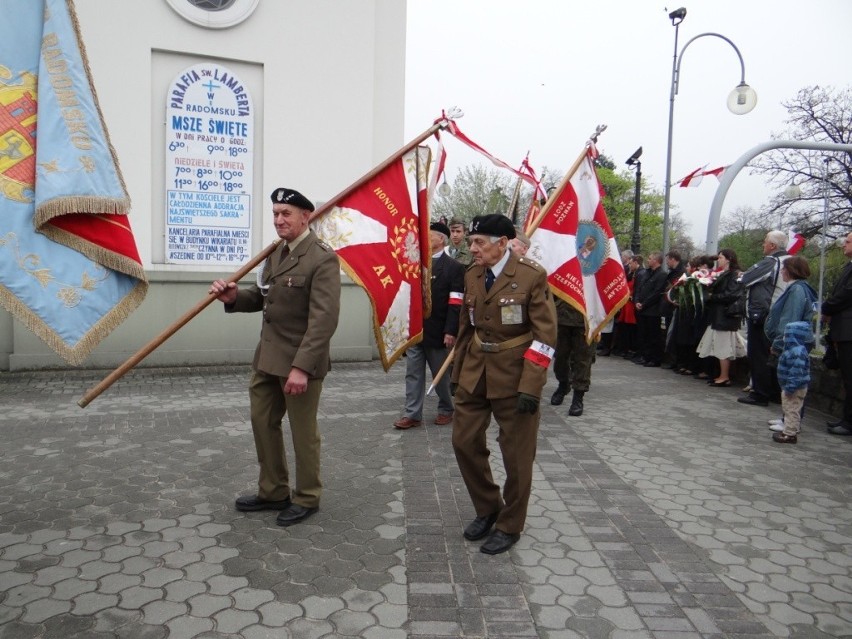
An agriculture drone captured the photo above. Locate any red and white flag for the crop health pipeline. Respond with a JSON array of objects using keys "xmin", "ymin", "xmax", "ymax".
[
  {"xmin": 526, "ymin": 145, "xmax": 629, "ymax": 341},
  {"xmin": 676, "ymin": 165, "xmax": 727, "ymax": 188},
  {"xmin": 787, "ymin": 229, "xmax": 806, "ymax": 255},
  {"xmin": 312, "ymin": 147, "xmax": 431, "ymax": 370},
  {"xmin": 676, "ymin": 166, "xmax": 706, "ymax": 188}
]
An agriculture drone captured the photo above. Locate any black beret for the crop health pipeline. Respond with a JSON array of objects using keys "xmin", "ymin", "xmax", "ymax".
[
  {"xmin": 468, "ymin": 214, "xmax": 516, "ymax": 240},
  {"xmin": 430, "ymin": 221, "xmax": 451, "ymax": 238},
  {"xmin": 270, "ymin": 187, "xmax": 314, "ymax": 212}
]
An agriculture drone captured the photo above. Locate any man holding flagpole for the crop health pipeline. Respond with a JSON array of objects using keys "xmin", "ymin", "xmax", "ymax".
[
  {"xmin": 451, "ymin": 214, "xmax": 557, "ymax": 555},
  {"xmin": 210, "ymin": 188, "xmax": 340, "ymax": 527}
]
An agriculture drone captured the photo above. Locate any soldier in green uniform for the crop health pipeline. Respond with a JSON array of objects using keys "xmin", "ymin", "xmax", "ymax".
[
  {"xmin": 451, "ymin": 214, "xmax": 557, "ymax": 555},
  {"xmin": 210, "ymin": 187, "xmax": 341, "ymax": 527},
  {"xmin": 448, "ymin": 217, "xmax": 473, "ymax": 265},
  {"xmin": 549, "ymin": 299, "xmax": 596, "ymax": 416}
]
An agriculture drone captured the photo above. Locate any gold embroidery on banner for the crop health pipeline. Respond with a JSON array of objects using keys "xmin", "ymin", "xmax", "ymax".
[
  {"xmin": 390, "ymin": 217, "xmax": 420, "ymax": 281},
  {"xmin": 312, "ymin": 207, "xmax": 354, "ymax": 250},
  {"xmin": 0, "ymin": 231, "xmax": 110, "ymax": 309}
]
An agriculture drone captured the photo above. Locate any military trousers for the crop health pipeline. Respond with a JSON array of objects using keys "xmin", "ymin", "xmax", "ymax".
[
  {"xmin": 249, "ymin": 371, "xmax": 323, "ymax": 508},
  {"xmin": 451, "ymin": 374, "xmax": 540, "ymax": 535},
  {"xmin": 553, "ymin": 323, "xmax": 594, "ymax": 392}
]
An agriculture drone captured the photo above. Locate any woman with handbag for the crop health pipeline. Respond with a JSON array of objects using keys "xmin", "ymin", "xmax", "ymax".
[{"xmin": 696, "ymin": 249, "xmax": 746, "ymax": 387}]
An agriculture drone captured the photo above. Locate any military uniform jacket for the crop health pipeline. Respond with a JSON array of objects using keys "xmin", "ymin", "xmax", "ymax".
[
  {"xmin": 823, "ymin": 261, "xmax": 852, "ymax": 342},
  {"xmin": 452, "ymin": 252, "xmax": 557, "ymax": 399},
  {"xmin": 227, "ymin": 232, "xmax": 341, "ymax": 379},
  {"xmin": 423, "ymin": 253, "xmax": 465, "ymax": 348}
]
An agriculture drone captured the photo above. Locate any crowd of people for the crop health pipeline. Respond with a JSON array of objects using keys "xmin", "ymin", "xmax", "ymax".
[{"xmin": 209, "ymin": 190, "xmax": 852, "ymax": 554}]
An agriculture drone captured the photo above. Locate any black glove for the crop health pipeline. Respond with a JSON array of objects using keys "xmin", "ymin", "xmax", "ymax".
[
  {"xmin": 450, "ymin": 382, "xmax": 458, "ymax": 396},
  {"xmin": 516, "ymin": 392, "xmax": 539, "ymax": 414}
]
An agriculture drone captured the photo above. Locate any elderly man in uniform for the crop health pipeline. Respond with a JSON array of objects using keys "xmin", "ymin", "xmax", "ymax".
[
  {"xmin": 210, "ymin": 188, "xmax": 340, "ymax": 527},
  {"xmin": 394, "ymin": 221, "xmax": 465, "ymax": 429},
  {"xmin": 451, "ymin": 214, "xmax": 557, "ymax": 555}
]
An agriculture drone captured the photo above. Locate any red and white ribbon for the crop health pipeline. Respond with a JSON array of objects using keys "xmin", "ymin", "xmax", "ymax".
[{"xmin": 448, "ymin": 291, "xmax": 463, "ymax": 306}]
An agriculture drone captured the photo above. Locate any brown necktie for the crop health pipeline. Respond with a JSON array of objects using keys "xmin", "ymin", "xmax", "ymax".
[{"xmin": 278, "ymin": 244, "xmax": 290, "ymax": 267}]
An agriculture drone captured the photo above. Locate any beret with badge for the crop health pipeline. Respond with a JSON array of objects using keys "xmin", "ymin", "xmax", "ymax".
[
  {"xmin": 270, "ymin": 187, "xmax": 315, "ymax": 212},
  {"xmin": 468, "ymin": 214, "xmax": 516, "ymax": 240}
]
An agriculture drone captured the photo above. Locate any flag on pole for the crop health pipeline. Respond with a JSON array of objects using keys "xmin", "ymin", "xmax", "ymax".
[
  {"xmin": 312, "ymin": 147, "xmax": 431, "ymax": 370},
  {"xmin": 526, "ymin": 144, "xmax": 629, "ymax": 341},
  {"xmin": 676, "ymin": 166, "xmax": 706, "ymax": 188},
  {"xmin": 676, "ymin": 165, "xmax": 727, "ymax": 187},
  {"xmin": 0, "ymin": 0, "xmax": 147, "ymax": 365},
  {"xmin": 787, "ymin": 229, "xmax": 806, "ymax": 255}
]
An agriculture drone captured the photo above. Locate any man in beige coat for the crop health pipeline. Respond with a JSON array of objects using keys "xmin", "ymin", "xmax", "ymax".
[
  {"xmin": 211, "ymin": 187, "xmax": 340, "ymax": 526},
  {"xmin": 451, "ymin": 214, "xmax": 557, "ymax": 554}
]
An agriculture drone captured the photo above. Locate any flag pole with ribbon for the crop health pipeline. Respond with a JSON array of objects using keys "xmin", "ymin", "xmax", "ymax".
[{"xmin": 77, "ymin": 111, "xmax": 462, "ymax": 408}]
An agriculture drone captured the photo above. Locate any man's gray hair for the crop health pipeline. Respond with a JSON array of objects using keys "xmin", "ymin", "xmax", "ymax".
[
  {"xmin": 765, "ymin": 230, "xmax": 788, "ymax": 249},
  {"xmin": 621, "ymin": 249, "xmax": 634, "ymax": 260}
]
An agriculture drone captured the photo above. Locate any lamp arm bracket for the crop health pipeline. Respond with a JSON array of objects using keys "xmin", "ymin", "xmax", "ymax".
[{"xmin": 673, "ymin": 32, "xmax": 747, "ymax": 96}]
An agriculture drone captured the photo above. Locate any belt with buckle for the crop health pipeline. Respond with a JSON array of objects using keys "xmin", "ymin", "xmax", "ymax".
[{"xmin": 474, "ymin": 331, "xmax": 533, "ymax": 353}]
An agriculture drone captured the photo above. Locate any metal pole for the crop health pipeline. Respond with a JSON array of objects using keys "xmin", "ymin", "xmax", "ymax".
[
  {"xmin": 631, "ymin": 160, "xmax": 642, "ymax": 253},
  {"xmin": 815, "ymin": 157, "xmax": 830, "ymax": 345},
  {"xmin": 661, "ymin": 21, "xmax": 680, "ymax": 260}
]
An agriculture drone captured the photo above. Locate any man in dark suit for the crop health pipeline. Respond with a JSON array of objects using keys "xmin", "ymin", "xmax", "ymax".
[
  {"xmin": 824, "ymin": 232, "xmax": 852, "ymax": 435},
  {"xmin": 451, "ymin": 214, "xmax": 557, "ymax": 555},
  {"xmin": 210, "ymin": 187, "xmax": 341, "ymax": 526},
  {"xmin": 634, "ymin": 251, "xmax": 668, "ymax": 367},
  {"xmin": 394, "ymin": 222, "xmax": 465, "ymax": 429}
]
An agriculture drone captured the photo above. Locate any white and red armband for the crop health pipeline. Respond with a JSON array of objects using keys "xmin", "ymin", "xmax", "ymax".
[
  {"xmin": 448, "ymin": 292, "xmax": 463, "ymax": 306},
  {"xmin": 523, "ymin": 340, "xmax": 555, "ymax": 368}
]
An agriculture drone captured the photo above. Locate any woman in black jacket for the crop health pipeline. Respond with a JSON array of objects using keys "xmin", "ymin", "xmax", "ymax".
[{"xmin": 696, "ymin": 249, "xmax": 746, "ymax": 387}]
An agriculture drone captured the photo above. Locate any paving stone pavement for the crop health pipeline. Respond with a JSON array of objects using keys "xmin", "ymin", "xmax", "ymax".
[{"xmin": 0, "ymin": 357, "xmax": 850, "ymax": 638}]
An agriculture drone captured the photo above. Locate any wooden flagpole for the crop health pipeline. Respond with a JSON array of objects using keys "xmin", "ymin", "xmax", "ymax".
[
  {"xmin": 525, "ymin": 124, "xmax": 607, "ymax": 236},
  {"xmin": 426, "ymin": 345, "xmax": 455, "ymax": 396},
  {"xmin": 77, "ymin": 117, "xmax": 454, "ymax": 408}
]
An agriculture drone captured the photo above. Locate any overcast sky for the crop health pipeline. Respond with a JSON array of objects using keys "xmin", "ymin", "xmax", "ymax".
[{"xmin": 404, "ymin": 0, "xmax": 852, "ymax": 247}]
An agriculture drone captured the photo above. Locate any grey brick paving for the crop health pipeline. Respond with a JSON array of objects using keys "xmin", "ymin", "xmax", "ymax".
[{"xmin": 0, "ymin": 359, "xmax": 850, "ymax": 637}]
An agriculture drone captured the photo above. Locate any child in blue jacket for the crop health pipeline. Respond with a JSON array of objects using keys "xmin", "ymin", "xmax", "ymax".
[{"xmin": 772, "ymin": 320, "xmax": 814, "ymax": 444}]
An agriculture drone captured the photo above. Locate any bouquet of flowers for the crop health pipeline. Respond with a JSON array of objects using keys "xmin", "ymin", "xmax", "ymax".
[{"xmin": 667, "ymin": 268, "xmax": 720, "ymax": 309}]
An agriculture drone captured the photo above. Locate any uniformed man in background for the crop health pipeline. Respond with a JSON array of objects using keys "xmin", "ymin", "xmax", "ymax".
[
  {"xmin": 550, "ymin": 299, "xmax": 595, "ymax": 416},
  {"xmin": 447, "ymin": 217, "xmax": 473, "ymax": 265},
  {"xmin": 451, "ymin": 214, "xmax": 557, "ymax": 555},
  {"xmin": 210, "ymin": 187, "xmax": 341, "ymax": 527}
]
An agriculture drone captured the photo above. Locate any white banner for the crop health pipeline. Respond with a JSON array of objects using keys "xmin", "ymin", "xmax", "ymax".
[{"xmin": 165, "ymin": 63, "xmax": 254, "ymax": 265}]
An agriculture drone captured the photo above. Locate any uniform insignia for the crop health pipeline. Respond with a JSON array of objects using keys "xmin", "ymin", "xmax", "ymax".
[
  {"xmin": 316, "ymin": 239, "xmax": 333, "ymax": 252},
  {"xmin": 511, "ymin": 282, "xmax": 518, "ymax": 289}
]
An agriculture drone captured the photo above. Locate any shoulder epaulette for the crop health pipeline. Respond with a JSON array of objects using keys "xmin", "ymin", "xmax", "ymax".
[
  {"xmin": 315, "ymin": 239, "xmax": 334, "ymax": 252},
  {"xmin": 518, "ymin": 256, "xmax": 545, "ymax": 272}
]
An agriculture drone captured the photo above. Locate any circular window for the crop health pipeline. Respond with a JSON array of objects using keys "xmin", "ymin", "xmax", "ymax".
[{"xmin": 165, "ymin": 0, "xmax": 259, "ymax": 29}]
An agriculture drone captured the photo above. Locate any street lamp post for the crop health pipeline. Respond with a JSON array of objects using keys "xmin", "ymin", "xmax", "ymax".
[
  {"xmin": 815, "ymin": 157, "xmax": 831, "ymax": 345},
  {"xmin": 626, "ymin": 146, "xmax": 643, "ymax": 254},
  {"xmin": 661, "ymin": 7, "xmax": 757, "ymax": 259}
]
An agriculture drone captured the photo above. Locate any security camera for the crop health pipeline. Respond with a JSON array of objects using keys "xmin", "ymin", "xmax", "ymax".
[
  {"xmin": 668, "ymin": 7, "xmax": 686, "ymax": 24},
  {"xmin": 626, "ymin": 146, "xmax": 643, "ymax": 166}
]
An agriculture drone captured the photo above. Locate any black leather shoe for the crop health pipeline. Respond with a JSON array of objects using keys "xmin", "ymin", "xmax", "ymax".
[
  {"xmin": 827, "ymin": 419, "xmax": 846, "ymax": 428},
  {"xmin": 550, "ymin": 386, "xmax": 568, "ymax": 406},
  {"xmin": 480, "ymin": 530, "xmax": 520, "ymax": 555},
  {"xmin": 643, "ymin": 361, "xmax": 661, "ymax": 367},
  {"xmin": 827, "ymin": 423, "xmax": 852, "ymax": 436},
  {"xmin": 235, "ymin": 495, "xmax": 291, "ymax": 512},
  {"xmin": 463, "ymin": 512, "xmax": 499, "ymax": 541},
  {"xmin": 276, "ymin": 504, "xmax": 318, "ymax": 526},
  {"xmin": 737, "ymin": 395, "xmax": 769, "ymax": 407}
]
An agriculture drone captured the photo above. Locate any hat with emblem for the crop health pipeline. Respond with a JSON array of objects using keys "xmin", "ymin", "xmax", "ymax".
[
  {"xmin": 468, "ymin": 214, "xmax": 516, "ymax": 240},
  {"xmin": 270, "ymin": 187, "xmax": 315, "ymax": 212},
  {"xmin": 429, "ymin": 221, "xmax": 451, "ymax": 238}
]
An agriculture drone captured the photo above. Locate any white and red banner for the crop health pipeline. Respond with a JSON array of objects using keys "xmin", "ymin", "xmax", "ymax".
[
  {"xmin": 312, "ymin": 147, "xmax": 431, "ymax": 370},
  {"xmin": 676, "ymin": 165, "xmax": 727, "ymax": 188},
  {"xmin": 787, "ymin": 229, "xmax": 806, "ymax": 255},
  {"xmin": 526, "ymin": 145, "xmax": 629, "ymax": 341}
]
